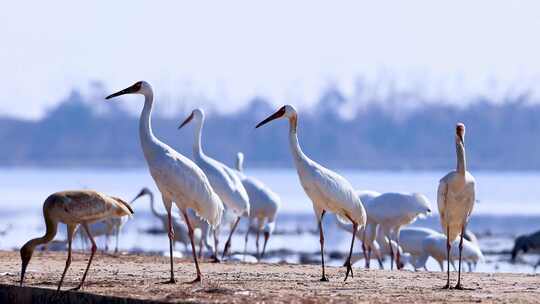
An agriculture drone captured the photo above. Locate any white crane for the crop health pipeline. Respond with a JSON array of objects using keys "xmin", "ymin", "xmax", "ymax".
[
  {"xmin": 437, "ymin": 122, "xmax": 476, "ymax": 289},
  {"xmin": 397, "ymin": 227, "xmax": 441, "ymax": 270},
  {"xmin": 234, "ymin": 152, "xmax": 281, "ymax": 259},
  {"xmin": 106, "ymin": 81, "xmax": 224, "ymax": 283},
  {"xmin": 422, "ymin": 234, "xmax": 484, "ymax": 272},
  {"xmin": 20, "ymin": 190, "xmax": 133, "ymax": 291},
  {"xmin": 179, "ymin": 108, "xmax": 250, "ymax": 260},
  {"xmin": 363, "ymin": 192, "xmax": 431, "ymax": 270},
  {"xmin": 256, "ymin": 105, "xmax": 366, "ymax": 281}
]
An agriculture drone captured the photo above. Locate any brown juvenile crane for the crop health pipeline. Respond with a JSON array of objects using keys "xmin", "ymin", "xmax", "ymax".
[{"xmin": 19, "ymin": 190, "xmax": 134, "ymax": 292}]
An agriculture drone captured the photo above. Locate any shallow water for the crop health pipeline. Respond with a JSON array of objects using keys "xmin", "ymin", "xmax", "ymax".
[{"xmin": 1, "ymin": 168, "xmax": 540, "ymax": 273}]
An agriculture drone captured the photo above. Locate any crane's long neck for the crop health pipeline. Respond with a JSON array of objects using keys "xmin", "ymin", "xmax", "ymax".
[
  {"xmin": 456, "ymin": 142, "xmax": 467, "ymax": 175},
  {"xmin": 139, "ymin": 91, "xmax": 158, "ymax": 155},
  {"xmin": 148, "ymin": 194, "xmax": 164, "ymax": 218},
  {"xmin": 193, "ymin": 117, "xmax": 205, "ymax": 161},
  {"xmin": 288, "ymin": 115, "xmax": 308, "ymax": 168},
  {"xmin": 24, "ymin": 211, "xmax": 58, "ymax": 252}
]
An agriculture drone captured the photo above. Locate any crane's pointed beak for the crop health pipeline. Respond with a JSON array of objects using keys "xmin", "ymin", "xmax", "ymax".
[
  {"xmin": 20, "ymin": 255, "xmax": 30, "ymax": 287},
  {"xmin": 255, "ymin": 108, "xmax": 286, "ymax": 128},
  {"xmin": 178, "ymin": 112, "xmax": 194, "ymax": 129},
  {"xmin": 106, "ymin": 84, "xmax": 138, "ymax": 100},
  {"xmin": 131, "ymin": 190, "xmax": 146, "ymax": 204}
]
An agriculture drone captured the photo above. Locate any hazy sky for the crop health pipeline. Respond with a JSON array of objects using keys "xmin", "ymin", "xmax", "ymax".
[{"xmin": 2, "ymin": 1, "xmax": 540, "ymax": 118}]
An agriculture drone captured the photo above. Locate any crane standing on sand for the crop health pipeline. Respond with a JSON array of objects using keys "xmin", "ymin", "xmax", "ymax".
[
  {"xmin": 106, "ymin": 81, "xmax": 224, "ymax": 283},
  {"xmin": 234, "ymin": 152, "xmax": 281, "ymax": 259},
  {"xmin": 19, "ymin": 190, "xmax": 133, "ymax": 292},
  {"xmin": 256, "ymin": 105, "xmax": 366, "ymax": 281},
  {"xmin": 437, "ymin": 123, "xmax": 476, "ymax": 289},
  {"xmin": 179, "ymin": 108, "xmax": 250, "ymax": 260}
]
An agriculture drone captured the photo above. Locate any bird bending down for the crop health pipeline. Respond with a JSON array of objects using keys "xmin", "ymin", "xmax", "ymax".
[
  {"xmin": 256, "ymin": 105, "xmax": 366, "ymax": 281},
  {"xmin": 107, "ymin": 82, "xmax": 223, "ymax": 283},
  {"xmin": 365, "ymin": 192, "xmax": 431, "ymax": 270},
  {"xmin": 437, "ymin": 122, "xmax": 476, "ymax": 289},
  {"xmin": 511, "ymin": 230, "xmax": 540, "ymax": 262},
  {"xmin": 20, "ymin": 190, "xmax": 134, "ymax": 292},
  {"xmin": 179, "ymin": 108, "xmax": 250, "ymax": 261},
  {"xmin": 234, "ymin": 152, "xmax": 281, "ymax": 260},
  {"xmin": 421, "ymin": 234, "xmax": 484, "ymax": 272}
]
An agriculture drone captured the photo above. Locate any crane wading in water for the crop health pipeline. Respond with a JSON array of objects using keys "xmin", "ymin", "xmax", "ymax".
[
  {"xmin": 106, "ymin": 81, "xmax": 224, "ymax": 283},
  {"xmin": 437, "ymin": 123, "xmax": 476, "ymax": 289},
  {"xmin": 179, "ymin": 108, "xmax": 250, "ymax": 260},
  {"xmin": 20, "ymin": 191, "xmax": 134, "ymax": 292},
  {"xmin": 255, "ymin": 105, "xmax": 366, "ymax": 281}
]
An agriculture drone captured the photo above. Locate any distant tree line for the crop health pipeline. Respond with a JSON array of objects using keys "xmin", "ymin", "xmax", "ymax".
[{"xmin": 1, "ymin": 85, "xmax": 539, "ymax": 170}]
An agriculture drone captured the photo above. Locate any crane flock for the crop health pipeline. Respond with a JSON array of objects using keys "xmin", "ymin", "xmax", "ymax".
[{"xmin": 18, "ymin": 81, "xmax": 482, "ymax": 292}]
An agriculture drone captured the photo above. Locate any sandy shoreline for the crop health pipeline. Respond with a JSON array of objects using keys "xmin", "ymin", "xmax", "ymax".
[{"xmin": 0, "ymin": 250, "xmax": 538, "ymax": 303}]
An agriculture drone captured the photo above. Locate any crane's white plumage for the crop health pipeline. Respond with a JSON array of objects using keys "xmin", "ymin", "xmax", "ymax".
[
  {"xmin": 362, "ymin": 191, "xmax": 431, "ymax": 269},
  {"xmin": 179, "ymin": 108, "xmax": 249, "ymax": 259},
  {"xmin": 106, "ymin": 81, "xmax": 223, "ymax": 283},
  {"xmin": 438, "ymin": 172, "xmax": 476, "ymax": 242},
  {"xmin": 180, "ymin": 108, "xmax": 249, "ymax": 217},
  {"xmin": 422, "ymin": 234, "xmax": 484, "ymax": 272},
  {"xmin": 398, "ymin": 227, "xmax": 440, "ymax": 270},
  {"xmin": 256, "ymin": 104, "xmax": 366, "ymax": 281},
  {"xmin": 437, "ymin": 122, "xmax": 476, "ymax": 289},
  {"xmin": 235, "ymin": 152, "xmax": 281, "ymax": 259}
]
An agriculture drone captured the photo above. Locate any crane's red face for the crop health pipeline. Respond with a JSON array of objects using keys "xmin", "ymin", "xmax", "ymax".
[
  {"xmin": 456, "ymin": 123, "xmax": 465, "ymax": 144},
  {"xmin": 255, "ymin": 106, "xmax": 287, "ymax": 128},
  {"xmin": 105, "ymin": 81, "xmax": 143, "ymax": 100}
]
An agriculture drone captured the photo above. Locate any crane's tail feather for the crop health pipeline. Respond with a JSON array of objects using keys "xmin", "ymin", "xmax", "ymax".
[{"xmin": 112, "ymin": 197, "xmax": 134, "ymax": 217}]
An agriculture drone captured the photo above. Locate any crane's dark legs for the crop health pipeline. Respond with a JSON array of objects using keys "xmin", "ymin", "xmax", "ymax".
[
  {"xmin": 256, "ymin": 229, "xmax": 261, "ymax": 259},
  {"xmin": 319, "ymin": 211, "xmax": 329, "ymax": 281},
  {"xmin": 243, "ymin": 220, "xmax": 251, "ymax": 260},
  {"xmin": 114, "ymin": 224, "xmax": 121, "ymax": 254},
  {"xmin": 211, "ymin": 229, "xmax": 220, "ymax": 263},
  {"xmin": 362, "ymin": 242, "xmax": 370, "ymax": 269},
  {"xmin": 261, "ymin": 232, "xmax": 270, "ymax": 259},
  {"xmin": 198, "ymin": 238, "xmax": 203, "ymax": 259},
  {"xmin": 164, "ymin": 210, "xmax": 176, "ymax": 283},
  {"xmin": 387, "ymin": 234, "xmax": 395, "ymax": 270},
  {"xmin": 396, "ymin": 238, "xmax": 404, "ymax": 269},
  {"xmin": 182, "ymin": 210, "xmax": 202, "ymax": 283},
  {"xmin": 455, "ymin": 226, "xmax": 466, "ymax": 289},
  {"xmin": 344, "ymin": 222, "xmax": 357, "ymax": 281},
  {"xmin": 57, "ymin": 224, "xmax": 76, "ymax": 292},
  {"xmin": 222, "ymin": 216, "xmax": 241, "ymax": 259},
  {"xmin": 72, "ymin": 223, "xmax": 97, "ymax": 291},
  {"xmin": 443, "ymin": 225, "xmax": 451, "ymax": 289}
]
